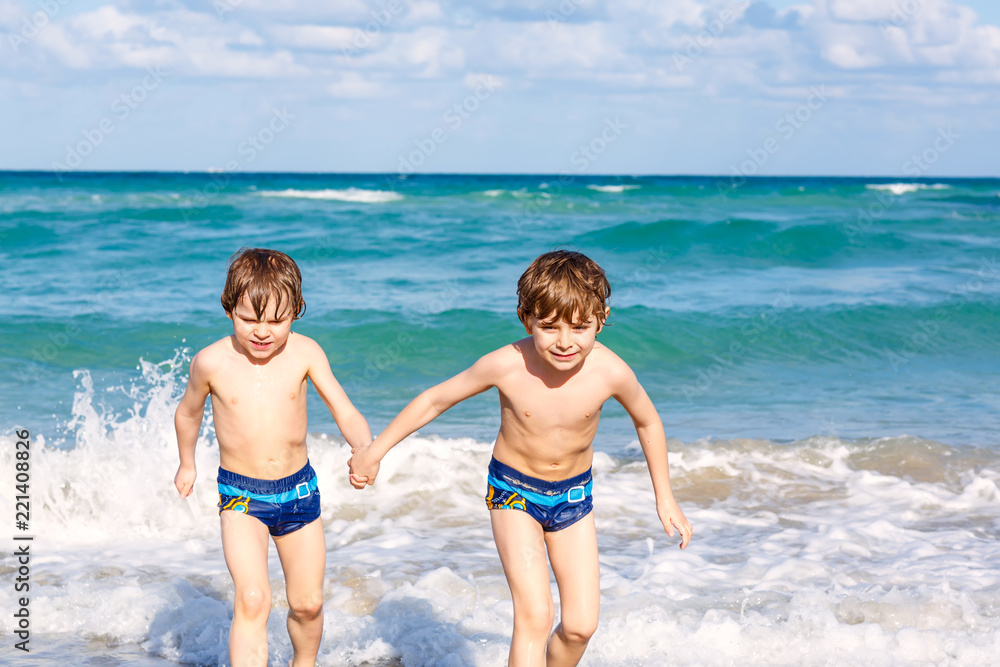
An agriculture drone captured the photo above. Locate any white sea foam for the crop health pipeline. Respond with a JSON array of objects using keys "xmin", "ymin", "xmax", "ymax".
[
  {"xmin": 866, "ymin": 183, "xmax": 952, "ymax": 195},
  {"xmin": 586, "ymin": 184, "xmax": 641, "ymax": 193},
  {"xmin": 2, "ymin": 363, "xmax": 1000, "ymax": 664},
  {"xmin": 259, "ymin": 188, "xmax": 404, "ymax": 203}
]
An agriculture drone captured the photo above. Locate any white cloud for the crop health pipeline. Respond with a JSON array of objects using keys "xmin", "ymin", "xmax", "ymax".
[
  {"xmin": 328, "ymin": 71, "xmax": 382, "ymax": 98},
  {"xmin": 408, "ymin": 1, "xmax": 446, "ymax": 23},
  {"xmin": 210, "ymin": 0, "xmax": 372, "ymax": 22},
  {"xmin": 4, "ymin": 0, "xmax": 1000, "ymax": 103},
  {"xmin": 15, "ymin": 4, "xmax": 311, "ymax": 78},
  {"xmin": 269, "ymin": 24, "xmax": 359, "ymax": 51},
  {"xmin": 24, "ymin": 24, "xmax": 90, "ymax": 68},
  {"xmin": 806, "ymin": 0, "xmax": 1000, "ymax": 79},
  {"xmin": 822, "ymin": 39, "xmax": 884, "ymax": 68},
  {"xmin": 486, "ymin": 21, "xmax": 621, "ymax": 74},
  {"xmin": 825, "ymin": 0, "xmax": 903, "ymax": 23},
  {"xmin": 71, "ymin": 5, "xmax": 156, "ymax": 41},
  {"xmin": 351, "ymin": 26, "xmax": 466, "ymax": 77},
  {"xmin": 0, "ymin": 0, "xmax": 23, "ymax": 29}
]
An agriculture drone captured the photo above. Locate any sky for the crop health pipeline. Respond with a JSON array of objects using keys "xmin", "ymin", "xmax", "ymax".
[{"xmin": 1, "ymin": 0, "xmax": 999, "ymax": 176}]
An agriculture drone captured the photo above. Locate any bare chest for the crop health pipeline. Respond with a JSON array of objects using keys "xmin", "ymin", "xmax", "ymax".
[
  {"xmin": 211, "ymin": 361, "xmax": 308, "ymax": 414},
  {"xmin": 498, "ymin": 374, "xmax": 609, "ymax": 431}
]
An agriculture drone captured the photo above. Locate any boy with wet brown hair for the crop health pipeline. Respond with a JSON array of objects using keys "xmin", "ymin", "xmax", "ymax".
[
  {"xmin": 174, "ymin": 247, "xmax": 371, "ymax": 667},
  {"xmin": 350, "ymin": 249, "xmax": 691, "ymax": 667}
]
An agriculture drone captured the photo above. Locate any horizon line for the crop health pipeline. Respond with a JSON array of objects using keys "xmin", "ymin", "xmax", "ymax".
[{"xmin": 1, "ymin": 169, "xmax": 998, "ymax": 180}]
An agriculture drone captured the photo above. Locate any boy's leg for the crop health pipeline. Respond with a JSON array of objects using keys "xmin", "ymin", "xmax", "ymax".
[
  {"xmin": 221, "ymin": 511, "xmax": 273, "ymax": 667},
  {"xmin": 274, "ymin": 518, "xmax": 326, "ymax": 667},
  {"xmin": 491, "ymin": 509, "xmax": 555, "ymax": 667},
  {"xmin": 544, "ymin": 513, "xmax": 600, "ymax": 667}
]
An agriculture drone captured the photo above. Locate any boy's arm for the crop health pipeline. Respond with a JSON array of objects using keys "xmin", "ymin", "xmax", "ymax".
[
  {"xmin": 174, "ymin": 353, "xmax": 211, "ymax": 498},
  {"xmin": 611, "ymin": 360, "xmax": 693, "ymax": 549},
  {"xmin": 350, "ymin": 352, "xmax": 502, "ymax": 487},
  {"xmin": 304, "ymin": 337, "xmax": 373, "ymax": 452}
]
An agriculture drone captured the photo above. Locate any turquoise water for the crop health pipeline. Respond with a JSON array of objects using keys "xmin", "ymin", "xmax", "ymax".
[
  {"xmin": 3, "ymin": 172, "xmax": 998, "ymax": 447},
  {"xmin": 3, "ymin": 173, "xmax": 1000, "ymax": 666}
]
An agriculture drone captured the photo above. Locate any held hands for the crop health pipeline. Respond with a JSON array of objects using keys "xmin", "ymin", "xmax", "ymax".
[
  {"xmin": 174, "ymin": 464, "xmax": 197, "ymax": 498},
  {"xmin": 347, "ymin": 468, "xmax": 369, "ymax": 490},
  {"xmin": 347, "ymin": 445, "xmax": 380, "ymax": 490},
  {"xmin": 657, "ymin": 497, "xmax": 693, "ymax": 549}
]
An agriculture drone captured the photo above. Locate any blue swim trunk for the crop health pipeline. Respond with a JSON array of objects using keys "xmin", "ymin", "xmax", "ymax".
[
  {"xmin": 217, "ymin": 461, "xmax": 321, "ymax": 537},
  {"xmin": 485, "ymin": 457, "xmax": 593, "ymax": 532}
]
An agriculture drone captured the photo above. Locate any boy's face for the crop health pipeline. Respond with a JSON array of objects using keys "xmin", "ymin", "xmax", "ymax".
[
  {"xmin": 524, "ymin": 309, "xmax": 605, "ymax": 372},
  {"xmin": 227, "ymin": 293, "xmax": 294, "ymax": 361}
]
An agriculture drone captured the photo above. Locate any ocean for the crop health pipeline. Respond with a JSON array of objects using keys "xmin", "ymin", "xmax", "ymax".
[{"xmin": 1, "ymin": 172, "xmax": 998, "ymax": 665}]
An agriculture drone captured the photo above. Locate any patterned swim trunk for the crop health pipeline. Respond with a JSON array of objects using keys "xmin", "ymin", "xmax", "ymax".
[
  {"xmin": 485, "ymin": 456, "xmax": 593, "ymax": 532},
  {"xmin": 217, "ymin": 461, "xmax": 320, "ymax": 537}
]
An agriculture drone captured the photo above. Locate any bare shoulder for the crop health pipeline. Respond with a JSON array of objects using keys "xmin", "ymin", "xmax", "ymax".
[
  {"xmin": 591, "ymin": 342, "xmax": 638, "ymax": 389},
  {"xmin": 190, "ymin": 336, "xmax": 232, "ymax": 373},
  {"xmin": 461, "ymin": 341, "xmax": 523, "ymax": 384},
  {"xmin": 287, "ymin": 333, "xmax": 334, "ymax": 372},
  {"xmin": 287, "ymin": 331, "xmax": 324, "ymax": 356},
  {"xmin": 480, "ymin": 340, "xmax": 527, "ymax": 371},
  {"xmin": 180, "ymin": 337, "xmax": 232, "ymax": 392}
]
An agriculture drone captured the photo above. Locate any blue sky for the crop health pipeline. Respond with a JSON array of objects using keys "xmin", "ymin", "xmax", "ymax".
[{"xmin": 2, "ymin": 0, "xmax": 998, "ymax": 176}]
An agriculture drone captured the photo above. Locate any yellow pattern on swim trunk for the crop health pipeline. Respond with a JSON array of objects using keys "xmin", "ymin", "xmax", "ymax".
[
  {"xmin": 485, "ymin": 484, "xmax": 527, "ymax": 511},
  {"xmin": 219, "ymin": 495, "xmax": 250, "ymax": 513}
]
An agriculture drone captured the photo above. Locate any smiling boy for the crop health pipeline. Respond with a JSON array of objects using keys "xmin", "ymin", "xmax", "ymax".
[
  {"xmin": 174, "ymin": 248, "xmax": 371, "ymax": 667},
  {"xmin": 349, "ymin": 249, "xmax": 692, "ymax": 667}
]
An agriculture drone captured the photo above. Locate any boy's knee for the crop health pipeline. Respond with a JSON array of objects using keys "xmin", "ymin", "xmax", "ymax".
[
  {"xmin": 559, "ymin": 617, "xmax": 598, "ymax": 645},
  {"xmin": 235, "ymin": 586, "xmax": 271, "ymax": 620},
  {"xmin": 288, "ymin": 592, "xmax": 323, "ymax": 622},
  {"xmin": 516, "ymin": 599, "xmax": 555, "ymax": 634}
]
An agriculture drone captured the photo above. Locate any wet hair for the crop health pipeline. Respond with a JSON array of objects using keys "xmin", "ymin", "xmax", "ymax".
[
  {"xmin": 517, "ymin": 250, "xmax": 610, "ymax": 327},
  {"xmin": 220, "ymin": 248, "xmax": 306, "ymax": 321}
]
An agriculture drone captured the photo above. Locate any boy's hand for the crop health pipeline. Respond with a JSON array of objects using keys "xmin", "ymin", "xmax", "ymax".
[
  {"xmin": 657, "ymin": 498, "xmax": 693, "ymax": 549},
  {"xmin": 347, "ymin": 443, "xmax": 369, "ymax": 489},
  {"xmin": 348, "ymin": 446, "xmax": 380, "ymax": 489},
  {"xmin": 174, "ymin": 464, "xmax": 197, "ymax": 498}
]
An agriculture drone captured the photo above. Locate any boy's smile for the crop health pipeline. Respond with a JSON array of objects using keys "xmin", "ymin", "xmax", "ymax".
[{"xmin": 228, "ymin": 294, "xmax": 294, "ymax": 362}]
